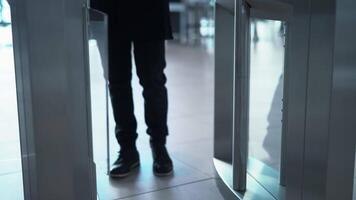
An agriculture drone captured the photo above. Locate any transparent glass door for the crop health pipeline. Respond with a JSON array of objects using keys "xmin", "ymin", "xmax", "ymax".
[
  {"xmin": 248, "ymin": 19, "xmax": 285, "ymax": 171},
  {"xmin": 87, "ymin": 9, "xmax": 117, "ymax": 198},
  {"xmin": 231, "ymin": 0, "xmax": 291, "ymax": 198},
  {"xmin": 88, "ymin": 8, "xmax": 110, "ymax": 174},
  {"xmin": 0, "ymin": 1, "xmax": 24, "ymax": 199},
  {"xmin": 247, "ymin": 18, "xmax": 286, "ymax": 198}
]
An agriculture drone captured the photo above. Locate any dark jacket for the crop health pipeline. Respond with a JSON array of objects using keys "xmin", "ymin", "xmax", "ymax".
[{"xmin": 90, "ymin": 0, "xmax": 173, "ymax": 41}]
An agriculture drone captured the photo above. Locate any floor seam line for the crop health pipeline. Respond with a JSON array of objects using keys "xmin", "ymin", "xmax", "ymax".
[
  {"xmin": 169, "ymin": 137, "xmax": 214, "ymax": 146},
  {"xmin": 0, "ymin": 171, "xmax": 22, "ymax": 176},
  {"xmin": 170, "ymin": 154, "xmax": 215, "ymax": 178},
  {"xmin": 114, "ymin": 177, "xmax": 215, "ymax": 200}
]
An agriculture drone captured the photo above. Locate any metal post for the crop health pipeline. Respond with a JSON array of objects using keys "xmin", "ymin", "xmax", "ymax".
[
  {"xmin": 232, "ymin": 0, "xmax": 250, "ymax": 192},
  {"xmin": 10, "ymin": 0, "xmax": 96, "ymax": 199},
  {"xmin": 106, "ymin": 83, "xmax": 111, "ymax": 175}
]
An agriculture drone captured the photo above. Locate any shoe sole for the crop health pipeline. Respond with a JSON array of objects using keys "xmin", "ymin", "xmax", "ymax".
[
  {"xmin": 154, "ymin": 169, "xmax": 174, "ymax": 177},
  {"xmin": 109, "ymin": 161, "xmax": 140, "ymax": 178}
]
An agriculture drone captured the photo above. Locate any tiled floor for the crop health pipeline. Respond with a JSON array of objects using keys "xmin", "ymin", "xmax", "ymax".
[
  {"xmin": 89, "ymin": 40, "xmax": 220, "ymax": 200},
  {"xmin": 120, "ymin": 179, "xmax": 226, "ymax": 200}
]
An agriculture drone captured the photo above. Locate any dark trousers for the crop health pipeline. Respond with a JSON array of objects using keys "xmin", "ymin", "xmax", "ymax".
[{"xmin": 108, "ymin": 39, "xmax": 169, "ymax": 149}]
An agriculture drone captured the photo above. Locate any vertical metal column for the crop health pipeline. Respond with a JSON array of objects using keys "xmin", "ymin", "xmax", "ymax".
[
  {"xmin": 214, "ymin": 2, "xmax": 235, "ymax": 164},
  {"xmin": 280, "ymin": 22, "xmax": 289, "ymax": 187},
  {"xmin": 232, "ymin": 0, "xmax": 250, "ymax": 192},
  {"xmin": 10, "ymin": 0, "xmax": 97, "ymax": 199},
  {"xmin": 215, "ymin": 0, "xmax": 356, "ymax": 199},
  {"xmin": 325, "ymin": 0, "xmax": 356, "ymax": 199}
]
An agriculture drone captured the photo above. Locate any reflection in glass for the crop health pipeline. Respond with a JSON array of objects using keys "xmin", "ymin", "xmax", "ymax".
[
  {"xmin": 248, "ymin": 18, "xmax": 285, "ymax": 190},
  {"xmin": 0, "ymin": 1, "xmax": 24, "ymax": 199}
]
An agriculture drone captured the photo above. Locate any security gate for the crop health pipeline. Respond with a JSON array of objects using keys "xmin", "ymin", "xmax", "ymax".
[
  {"xmin": 6, "ymin": 0, "xmax": 356, "ymax": 199},
  {"xmin": 10, "ymin": 0, "xmax": 97, "ymax": 199},
  {"xmin": 214, "ymin": 0, "xmax": 356, "ymax": 199}
]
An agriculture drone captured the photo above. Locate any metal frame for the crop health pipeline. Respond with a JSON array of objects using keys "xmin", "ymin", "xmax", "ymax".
[
  {"xmin": 214, "ymin": 2, "xmax": 235, "ymax": 164},
  {"xmin": 214, "ymin": 0, "xmax": 293, "ymax": 198},
  {"xmin": 6, "ymin": 0, "xmax": 356, "ymax": 199},
  {"xmin": 214, "ymin": 0, "xmax": 356, "ymax": 199},
  {"xmin": 325, "ymin": 0, "xmax": 356, "ymax": 199},
  {"xmin": 9, "ymin": 0, "xmax": 38, "ymax": 198},
  {"xmin": 283, "ymin": 0, "xmax": 311, "ymax": 199},
  {"xmin": 232, "ymin": 0, "xmax": 250, "ymax": 192},
  {"xmin": 232, "ymin": 0, "xmax": 292, "ymax": 193},
  {"xmin": 280, "ymin": 21, "xmax": 288, "ymax": 187},
  {"xmin": 246, "ymin": 0, "xmax": 292, "ymax": 20},
  {"xmin": 9, "ymin": 0, "xmax": 97, "ymax": 199},
  {"xmin": 301, "ymin": 0, "xmax": 335, "ymax": 198}
]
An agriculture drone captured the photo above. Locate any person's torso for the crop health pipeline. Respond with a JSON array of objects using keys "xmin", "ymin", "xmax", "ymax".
[{"xmin": 91, "ymin": 0, "xmax": 173, "ymax": 40}]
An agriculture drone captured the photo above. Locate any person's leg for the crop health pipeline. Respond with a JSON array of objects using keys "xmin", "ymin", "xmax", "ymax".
[
  {"xmin": 133, "ymin": 40, "xmax": 168, "ymax": 143},
  {"xmin": 108, "ymin": 35, "xmax": 141, "ymax": 178},
  {"xmin": 133, "ymin": 40, "xmax": 173, "ymax": 176},
  {"xmin": 108, "ymin": 39, "xmax": 138, "ymax": 152}
]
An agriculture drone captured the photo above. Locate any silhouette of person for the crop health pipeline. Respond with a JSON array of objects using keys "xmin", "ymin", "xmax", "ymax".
[{"xmin": 90, "ymin": 0, "xmax": 173, "ymax": 178}]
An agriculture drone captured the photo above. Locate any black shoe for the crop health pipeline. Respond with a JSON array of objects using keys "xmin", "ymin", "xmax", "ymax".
[
  {"xmin": 109, "ymin": 150, "xmax": 140, "ymax": 178},
  {"xmin": 150, "ymin": 142, "xmax": 173, "ymax": 176}
]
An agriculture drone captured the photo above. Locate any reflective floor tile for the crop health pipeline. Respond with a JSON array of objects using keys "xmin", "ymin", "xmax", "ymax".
[
  {"xmin": 0, "ymin": 172, "xmax": 24, "ymax": 200},
  {"xmin": 96, "ymin": 149, "xmax": 210, "ymax": 200},
  {"xmin": 170, "ymin": 139, "xmax": 216, "ymax": 177},
  {"xmin": 122, "ymin": 178, "xmax": 224, "ymax": 200}
]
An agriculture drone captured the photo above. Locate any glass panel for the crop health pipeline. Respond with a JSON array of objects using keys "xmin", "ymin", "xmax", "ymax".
[
  {"xmin": 248, "ymin": 18, "xmax": 286, "ymax": 197},
  {"xmin": 88, "ymin": 9, "xmax": 111, "ymax": 175},
  {"xmin": 0, "ymin": 1, "xmax": 24, "ymax": 199}
]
